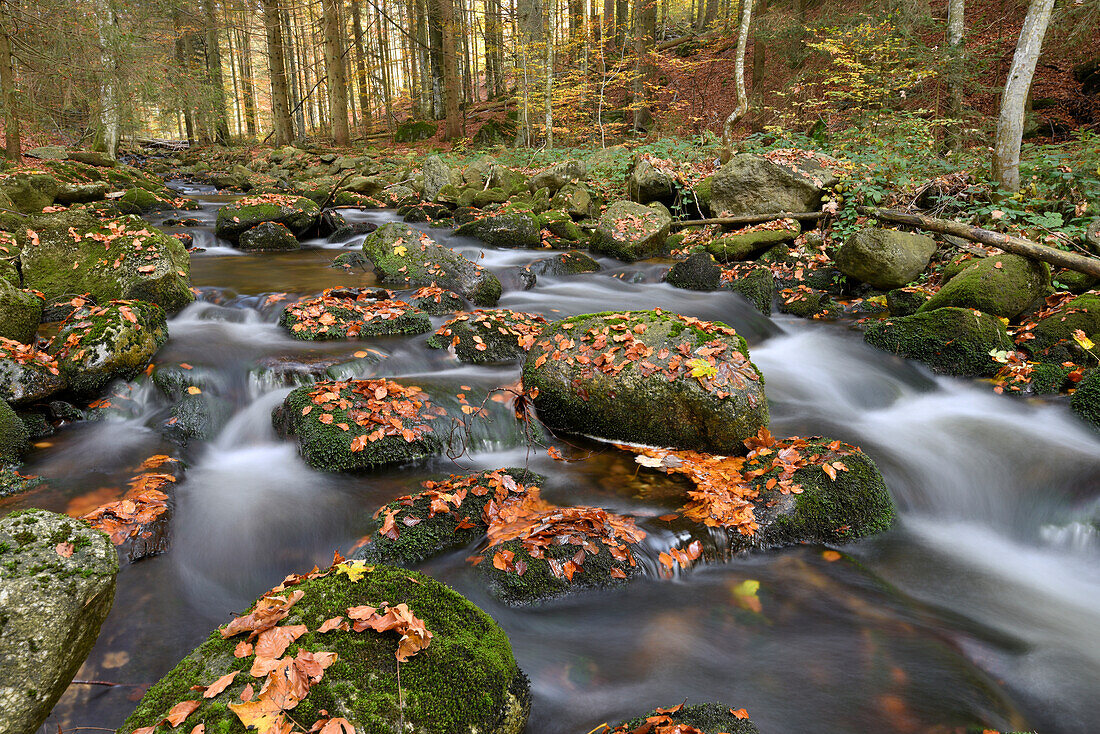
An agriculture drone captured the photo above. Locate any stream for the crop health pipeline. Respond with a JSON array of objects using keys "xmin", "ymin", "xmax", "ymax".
[{"xmin": 11, "ymin": 190, "xmax": 1100, "ymax": 734}]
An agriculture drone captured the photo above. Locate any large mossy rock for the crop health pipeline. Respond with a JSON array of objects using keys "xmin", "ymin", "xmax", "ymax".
[
  {"xmin": 0, "ymin": 398, "xmax": 28, "ymax": 462},
  {"xmin": 704, "ymin": 220, "xmax": 801, "ymax": 262},
  {"xmin": 627, "ymin": 157, "xmax": 677, "ymax": 206},
  {"xmin": 709, "ymin": 153, "xmax": 835, "ymax": 217},
  {"xmin": 120, "ymin": 563, "xmax": 530, "ymax": 734},
  {"xmin": 835, "ymin": 228, "xmax": 937, "ymax": 290},
  {"xmin": 50, "ymin": 300, "xmax": 169, "ymax": 395},
  {"xmin": 215, "ymin": 193, "xmax": 321, "ymax": 241},
  {"xmin": 527, "ymin": 160, "xmax": 586, "ymax": 194},
  {"xmin": 590, "ymin": 201, "xmax": 672, "ymax": 262},
  {"xmin": 863, "ymin": 307, "xmax": 1012, "ymax": 377},
  {"xmin": 1023, "ymin": 292, "xmax": 1100, "ymax": 360},
  {"xmin": 0, "ymin": 339, "xmax": 65, "ymax": 407},
  {"xmin": 427, "ymin": 309, "xmax": 547, "ymax": 363},
  {"xmin": 238, "ymin": 221, "xmax": 301, "ymax": 251},
  {"xmin": 610, "ymin": 703, "xmax": 760, "ymax": 734},
  {"xmin": 0, "ymin": 280, "xmax": 42, "ymax": 344},
  {"xmin": 0, "ymin": 172, "xmax": 59, "ymax": 213},
  {"xmin": 454, "ymin": 210, "xmax": 542, "ymax": 248},
  {"xmin": 918, "ymin": 253, "xmax": 1050, "ymax": 318},
  {"xmin": 279, "ymin": 288, "xmax": 431, "ymax": 340},
  {"xmin": 0, "ymin": 509, "xmax": 118, "ymax": 734},
  {"xmin": 394, "ymin": 119, "xmax": 438, "ymax": 143},
  {"xmin": 362, "ymin": 222, "xmax": 502, "ymax": 306},
  {"xmin": 273, "ymin": 379, "xmax": 450, "ymax": 471},
  {"xmin": 20, "ymin": 210, "xmax": 193, "ymax": 313},
  {"xmin": 118, "ymin": 187, "xmax": 177, "ymax": 214},
  {"xmin": 666, "ymin": 252, "xmax": 722, "ymax": 290},
  {"xmin": 523, "ymin": 311, "xmax": 768, "ymax": 452},
  {"xmin": 1071, "ymin": 369, "xmax": 1100, "ymax": 431}
]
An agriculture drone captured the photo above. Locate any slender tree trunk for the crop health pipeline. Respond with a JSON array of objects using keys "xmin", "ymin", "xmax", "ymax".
[
  {"xmin": 322, "ymin": 0, "xmax": 350, "ymax": 143},
  {"xmin": 351, "ymin": 0, "xmax": 372, "ymax": 129},
  {"xmin": 721, "ymin": 0, "xmax": 752, "ymax": 157},
  {"xmin": 262, "ymin": 0, "xmax": 294, "ymax": 143},
  {"xmin": 545, "ymin": 0, "xmax": 554, "ymax": 148},
  {"xmin": 633, "ymin": 0, "xmax": 656, "ymax": 132},
  {"xmin": 226, "ymin": 14, "xmax": 243, "ymax": 135},
  {"xmin": 944, "ymin": 0, "xmax": 965, "ymax": 149},
  {"xmin": 514, "ymin": 0, "xmax": 544, "ymax": 145},
  {"xmin": 236, "ymin": 8, "xmax": 258, "ymax": 137},
  {"xmin": 0, "ymin": 0, "xmax": 20, "ymax": 160},
  {"xmin": 701, "ymin": 0, "xmax": 718, "ymax": 31},
  {"xmin": 614, "ymin": 0, "xmax": 627, "ymax": 48},
  {"xmin": 202, "ymin": 0, "xmax": 231, "ymax": 143},
  {"xmin": 97, "ymin": 0, "xmax": 120, "ymax": 159},
  {"xmin": 992, "ymin": 0, "xmax": 1054, "ymax": 192},
  {"xmin": 379, "ymin": 0, "xmax": 395, "ymax": 128}
]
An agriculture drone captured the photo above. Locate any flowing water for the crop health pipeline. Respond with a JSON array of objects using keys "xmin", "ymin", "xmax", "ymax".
[{"xmin": 9, "ymin": 193, "xmax": 1100, "ymax": 734}]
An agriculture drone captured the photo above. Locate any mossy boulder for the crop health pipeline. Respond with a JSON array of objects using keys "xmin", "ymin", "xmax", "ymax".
[
  {"xmin": 1071, "ymin": 369, "xmax": 1100, "ymax": 430},
  {"xmin": 724, "ymin": 265, "xmax": 776, "ymax": 316},
  {"xmin": 0, "ymin": 509, "xmax": 117, "ymax": 734},
  {"xmin": 704, "ymin": 220, "xmax": 801, "ymax": 262},
  {"xmin": 0, "ymin": 280, "xmax": 42, "ymax": 344},
  {"xmin": 0, "ymin": 339, "xmax": 66, "ymax": 407},
  {"xmin": 666, "ymin": 252, "xmax": 722, "ymax": 290},
  {"xmin": 1024, "ymin": 292, "xmax": 1100, "ymax": 360},
  {"xmin": 394, "ymin": 119, "xmax": 438, "ymax": 143},
  {"xmin": 119, "ymin": 564, "xmax": 530, "ymax": 734},
  {"xmin": 550, "ymin": 183, "xmax": 596, "ymax": 219},
  {"xmin": 0, "ymin": 398, "xmax": 29, "ymax": 462},
  {"xmin": 362, "ymin": 222, "xmax": 502, "ymax": 306},
  {"xmin": 627, "ymin": 157, "xmax": 677, "ymax": 206},
  {"xmin": 19, "ymin": 210, "xmax": 193, "ymax": 313},
  {"xmin": 520, "ymin": 250, "xmax": 601, "ymax": 287},
  {"xmin": 428, "ymin": 309, "xmax": 548, "ymax": 363},
  {"xmin": 67, "ymin": 150, "xmax": 116, "ymax": 167},
  {"xmin": 886, "ymin": 287, "xmax": 928, "ymax": 316},
  {"xmin": 835, "ymin": 228, "xmax": 937, "ymax": 290},
  {"xmin": 538, "ymin": 209, "xmax": 584, "ymax": 242},
  {"xmin": 524, "ymin": 311, "xmax": 768, "ymax": 452},
  {"xmin": 409, "ymin": 285, "xmax": 465, "ymax": 315},
  {"xmin": 238, "ymin": 221, "xmax": 301, "ymax": 251},
  {"xmin": 590, "ymin": 201, "xmax": 672, "ymax": 262},
  {"xmin": 56, "ymin": 181, "xmax": 110, "ymax": 205},
  {"xmin": 163, "ymin": 392, "xmax": 234, "ymax": 445},
  {"xmin": 0, "ymin": 172, "xmax": 59, "ymax": 213},
  {"xmin": 50, "ymin": 300, "xmax": 169, "ymax": 395},
  {"xmin": 527, "ymin": 160, "xmax": 586, "ymax": 194},
  {"xmin": 279, "ymin": 288, "xmax": 431, "ymax": 340},
  {"xmin": 917, "ymin": 254, "xmax": 1050, "ymax": 319},
  {"xmin": 779, "ymin": 286, "xmax": 839, "ymax": 320},
  {"xmin": 454, "ymin": 210, "xmax": 542, "ymax": 248},
  {"xmin": 864, "ymin": 307, "xmax": 1012, "ymax": 377},
  {"xmin": 118, "ymin": 187, "xmax": 177, "ymax": 214},
  {"xmin": 709, "ymin": 153, "xmax": 835, "ymax": 217},
  {"xmin": 610, "ymin": 703, "xmax": 760, "ymax": 734},
  {"xmin": 215, "ymin": 194, "xmax": 321, "ymax": 241}
]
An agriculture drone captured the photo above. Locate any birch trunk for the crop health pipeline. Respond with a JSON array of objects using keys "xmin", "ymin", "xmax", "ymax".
[
  {"xmin": 720, "ymin": 0, "xmax": 752, "ymax": 157},
  {"xmin": 97, "ymin": 0, "xmax": 120, "ymax": 159},
  {"xmin": 992, "ymin": 0, "xmax": 1055, "ymax": 192}
]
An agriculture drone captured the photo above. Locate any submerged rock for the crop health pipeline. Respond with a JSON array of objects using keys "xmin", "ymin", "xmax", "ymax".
[
  {"xmin": 609, "ymin": 703, "xmax": 760, "ymax": 734},
  {"xmin": 120, "ymin": 562, "xmax": 530, "ymax": 734},
  {"xmin": 279, "ymin": 288, "xmax": 431, "ymax": 340},
  {"xmin": 835, "ymin": 228, "xmax": 937, "ymax": 290},
  {"xmin": 590, "ymin": 200, "xmax": 672, "ymax": 262},
  {"xmin": 50, "ymin": 300, "xmax": 169, "ymax": 395},
  {"xmin": 362, "ymin": 222, "xmax": 502, "ymax": 306},
  {"xmin": 918, "ymin": 253, "xmax": 1050, "ymax": 319},
  {"xmin": 19, "ymin": 210, "xmax": 193, "ymax": 313},
  {"xmin": 520, "ymin": 250, "xmax": 601, "ymax": 288},
  {"xmin": 239, "ymin": 221, "xmax": 301, "ymax": 251},
  {"xmin": 863, "ymin": 306, "xmax": 1012, "ymax": 377},
  {"xmin": 523, "ymin": 310, "xmax": 768, "ymax": 452},
  {"xmin": 454, "ymin": 209, "xmax": 542, "ymax": 248},
  {"xmin": 0, "ymin": 509, "xmax": 118, "ymax": 734},
  {"xmin": 427, "ymin": 309, "xmax": 548, "ymax": 363},
  {"xmin": 215, "ymin": 193, "xmax": 321, "ymax": 241}
]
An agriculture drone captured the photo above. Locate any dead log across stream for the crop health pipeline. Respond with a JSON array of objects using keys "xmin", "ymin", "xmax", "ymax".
[{"xmin": 865, "ymin": 207, "xmax": 1100, "ymax": 279}]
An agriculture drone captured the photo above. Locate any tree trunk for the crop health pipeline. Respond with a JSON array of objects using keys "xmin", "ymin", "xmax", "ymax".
[
  {"xmin": 97, "ymin": 0, "xmax": 121, "ymax": 159},
  {"xmin": 632, "ymin": 0, "xmax": 657, "ymax": 132},
  {"xmin": 545, "ymin": 0, "xmax": 554, "ymax": 148},
  {"xmin": 438, "ymin": 0, "xmax": 461, "ymax": 137},
  {"xmin": 0, "ymin": 1, "xmax": 20, "ymax": 160},
  {"xmin": 322, "ymin": 0, "xmax": 350, "ymax": 144},
  {"xmin": 945, "ymin": 0, "xmax": 965, "ymax": 148},
  {"xmin": 751, "ymin": 0, "xmax": 767, "ymax": 95},
  {"xmin": 614, "ymin": 0, "xmax": 627, "ymax": 49},
  {"xmin": 261, "ymin": 0, "xmax": 295, "ymax": 144},
  {"xmin": 234, "ymin": 5, "xmax": 259, "ymax": 137},
  {"xmin": 700, "ymin": 0, "xmax": 718, "ymax": 31},
  {"xmin": 992, "ymin": 0, "xmax": 1054, "ymax": 192},
  {"xmin": 202, "ymin": 0, "xmax": 231, "ymax": 144},
  {"xmin": 379, "ymin": 0, "xmax": 395, "ymax": 128},
  {"xmin": 720, "ymin": 0, "xmax": 752, "ymax": 157},
  {"xmin": 351, "ymin": 0, "xmax": 372, "ymax": 129},
  {"xmin": 514, "ymin": 0, "xmax": 544, "ymax": 146}
]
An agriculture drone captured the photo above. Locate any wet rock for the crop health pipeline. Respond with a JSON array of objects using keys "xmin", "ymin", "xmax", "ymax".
[
  {"xmin": 918, "ymin": 253, "xmax": 1050, "ymax": 319},
  {"xmin": 428, "ymin": 309, "xmax": 548, "ymax": 363},
  {"xmin": 362, "ymin": 222, "xmax": 502, "ymax": 306},
  {"xmin": 521, "ymin": 250, "xmax": 601, "ymax": 287},
  {"xmin": 20, "ymin": 210, "xmax": 193, "ymax": 313},
  {"xmin": 539, "ymin": 209, "xmax": 584, "ymax": 242},
  {"xmin": 454, "ymin": 209, "xmax": 542, "ymax": 248},
  {"xmin": 863, "ymin": 306, "xmax": 1013, "ymax": 377},
  {"xmin": 0, "ymin": 509, "xmax": 117, "ymax": 734},
  {"xmin": 610, "ymin": 703, "xmax": 760, "ymax": 734},
  {"xmin": 835, "ymin": 228, "xmax": 937, "ymax": 290},
  {"xmin": 590, "ymin": 200, "xmax": 672, "ymax": 262},
  {"xmin": 120, "ymin": 562, "xmax": 530, "ymax": 734},
  {"xmin": 0, "ymin": 280, "xmax": 41, "ymax": 344},
  {"xmin": 723, "ymin": 264, "xmax": 776, "ymax": 316},
  {"xmin": 163, "ymin": 392, "xmax": 234, "ymax": 445},
  {"xmin": 1022, "ymin": 292, "xmax": 1100, "ymax": 361},
  {"xmin": 709, "ymin": 152, "xmax": 836, "ymax": 217},
  {"xmin": 666, "ymin": 252, "xmax": 722, "ymax": 290},
  {"xmin": 0, "ymin": 339, "xmax": 65, "ymax": 407},
  {"xmin": 331, "ymin": 251, "xmax": 370, "ymax": 270},
  {"xmin": 238, "ymin": 221, "xmax": 301, "ymax": 251},
  {"xmin": 279, "ymin": 288, "xmax": 431, "ymax": 340},
  {"xmin": 327, "ymin": 221, "xmax": 379, "ymax": 243},
  {"xmin": 408, "ymin": 285, "xmax": 465, "ymax": 315},
  {"xmin": 523, "ymin": 310, "xmax": 768, "ymax": 452},
  {"xmin": 704, "ymin": 220, "xmax": 801, "ymax": 262},
  {"xmin": 50, "ymin": 300, "xmax": 169, "ymax": 396},
  {"xmin": 215, "ymin": 193, "xmax": 321, "ymax": 241},
  {"xmin": 0, "ymin": 398, "xmax": 29, "ymax": 463},
  {"xmin": 779, "ymin": 286, "xmax": 839, "ymax": 320},
  {"xmin": 886, "ymin": 287, "xmax": 928, "ymax": 316},
  {"xmin": 628, "ymin": 156, "xmax": 677, "ymax": 206},
  {"xmin": 528, "ymin": 159, "xmax": 586, "ymax": 194},
  {"xmin": 1071, "ymin": 369, "xmax": 1100, "ymax": 430}
]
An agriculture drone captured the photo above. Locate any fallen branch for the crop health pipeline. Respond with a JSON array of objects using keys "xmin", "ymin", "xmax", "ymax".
[
  {"xmin": 670, "ymin": 211, "xmax": 824, "ymax": 230},
  {"xmin": 865, "ymin": 207, "xmax": 1100, "ymax": 279}
]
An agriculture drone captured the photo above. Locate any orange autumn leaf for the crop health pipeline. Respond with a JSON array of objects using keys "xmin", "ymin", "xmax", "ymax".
[
  {"xmin": 203, "ymin": 671, "xmax": 240, "ymax": 699},
  {"xmin": 165, "ymin": 700, "xmax": 201, "ymax": 726}
]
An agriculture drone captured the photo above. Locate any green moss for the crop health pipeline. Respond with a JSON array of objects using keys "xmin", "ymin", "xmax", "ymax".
[
  {"xmin": 726, "ymin": 266, "xmax": 776, "ymax": 316},
  {"xmin": 215, "ymin": 195, "xmax": 320, "ymax": 241},
  {"xmin": 614, "ymin": 703, "xmax": 760, "ymax": 734},
  {"xmin": 279, "ymin": 300, "xmax": 431, "ymax": 341},
  {"xmin": 0, "ymin": 398, "xmax": 30, "ymax": 463},
  {"xmin": 121, "ymin": 566, "xmax": 526, "ymax": 734},
  {"xmin": 918, "ymin": 254, "xmax": 1050, "ymax": 319},
  {"xmin": 1071, "ymin": 369, "xmax": 1100, "ymax": 430},
  {"xmin": 863, "ymin": 307, "xmax": 1013, "ymax": 377},
  {"xmin": 479, "ymin": 537, "xmax": 639, "ymax": 606},
  {"xmin": 704, "ymin": 221, "xmax": 800, "ymax": 262},
  {"xmin": 779, "ymin": 287, "xmax": 839, "ymax": 320},
  {"xmin": 427, "ymin": 310, "xmax": 547, "ymax": 363},
  {"xmin": 1028, "ymin": 362, "xmax": 1072, "ymax": 395},
  {"xmin": 1026, "ymin": 293, "xmax": 1100, "ymax": 359}
]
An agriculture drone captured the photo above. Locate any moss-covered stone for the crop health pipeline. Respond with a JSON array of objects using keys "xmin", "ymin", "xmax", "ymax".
[
  {"xmin": 864, "ymin": 307, "xmax": 1013, "ymax": 377},
  {"xmin": 550, "ymin": 183, "xmax": 596, "ymax": 219},
  {"xmin": 723, "ymin": 265, "xmax": 776, "ymax": 316},
  {"xmin": 1024, "ymin": 293, "xmax": 1100, "ymax": 360},
  {"xmin": 0, "ymin": 509, "xmax": 117, "ymax": 734},
  {"xmin": 666, "ymin": 252, "xmax": 721, "ymax": 290},
  {"xmin": 1028, "ymin": 362, "xmax": 1073, "ymax": 395},
  {"xmin": 886, "ymin": 287, "xmax": 928, "ymax": 316},
  {"xmin": 118, "ymin": 187, "xmax": 177, "ymax": 214},
  {"xmin": 163, "ymin": 392, "xmax": 234, "ymax": 445},
  {"xmin": 120, "ymin": 564, "xmax": 529, "ymax": 734},
  {"xmin": 524, "ymin": 311, "xmax": 768, "ymax": 452},
  {"xmin": 0, "ymin": 172, "xmax": 59, "ymax": 213},
  {"xmin": 835, "ymin": 228, "xmax": 937, "ymax": 290},
  {"xmin": 409, "ymin": 286, "xmax": 465, "ymax": 315},
  {"xmin": 779, "ymin": 286, "xmax": 839, "ymax": 320},
  {"xmin": 215, "ymin": 194, "xmax": 320, "ymax": 241},
  {"xmin": 279, "ymin": 289, "xmax": 431, "ymax": 340},
  {"xmin": 362, "ymin": 222, "xmax": 502, "ymax": 306},
  {"xmin": 0, "ymin": 339, "xmax": 66, "ymax": 407},
  {"xmin": 538, "ymin": 209, "xmax": 584, "ymax": 242},
  {"xmin": 590, "ymin": 201, "xmax": 672, "ymax": 262},
  {"xmin": 427, "ymin": 309, "xmax": 547, "ymax": 363},
  {"xmin": 238, "ymin": 221, "xmax": 301, "ymax": 251},
  {"xmin": 527, "ymin": 160, "xmax": 586, "ymax": 194},
  {"xmin": 612, "ymin": 703, "xmax": 760, "ymax": 734},
  {"xmin": 918, "ymin": 254, "xmax": 1050, "ymax": 319},
  {"xmin": 0, "ymin": 280, "xmax": 42, "ymax": 344},
  {"xmin": 704, "ymin": 220, "xmax": 801, "ymax": 262},
  {"xmin": 50, "ymin": 300, "xmax": 168, "ymax": 396},
  {"xmin": 521, "ymin": 250, "xmax": 601, "ymax": 287},
  {"xmin": 393, "ymin": 119, "xmax": 438, "ymax": 143},
  {"xmin": 0, "ymin": 398, "xmax": 29, "ymax": 463},
  {"xmin": 627, "ymin": 157, "xmax": 677, "ymax": 206},
  {"xmin": 56, "ymin": 181, "xmax": 110, "ymax": 205},
  {"xmin": 19, "ymin": 210, "xmax": 193, "ymax": 313},
  {"xmin": 1071, "ymin": 369, "xmax": 1100, "ymax": 430},
  {"xmin": 454, "ymin": 210, "xmax": 542, "ymax": 248}
]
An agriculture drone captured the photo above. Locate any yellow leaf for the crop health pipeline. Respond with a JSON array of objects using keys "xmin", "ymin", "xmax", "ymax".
[
  {"xmin": 335, "ymin": 560, "xmax": 373, "ymax": 582},
  {"xmin": 187, "ymin": 386, "xmax": 202, "ymax": 395},
  {"xmin": 393, "ymin": 245, "xmax": 407, "ymax": 256},
  {"xmin": 1073, "ymin": 329, "xmax": 1095, "ymax": 351}
]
